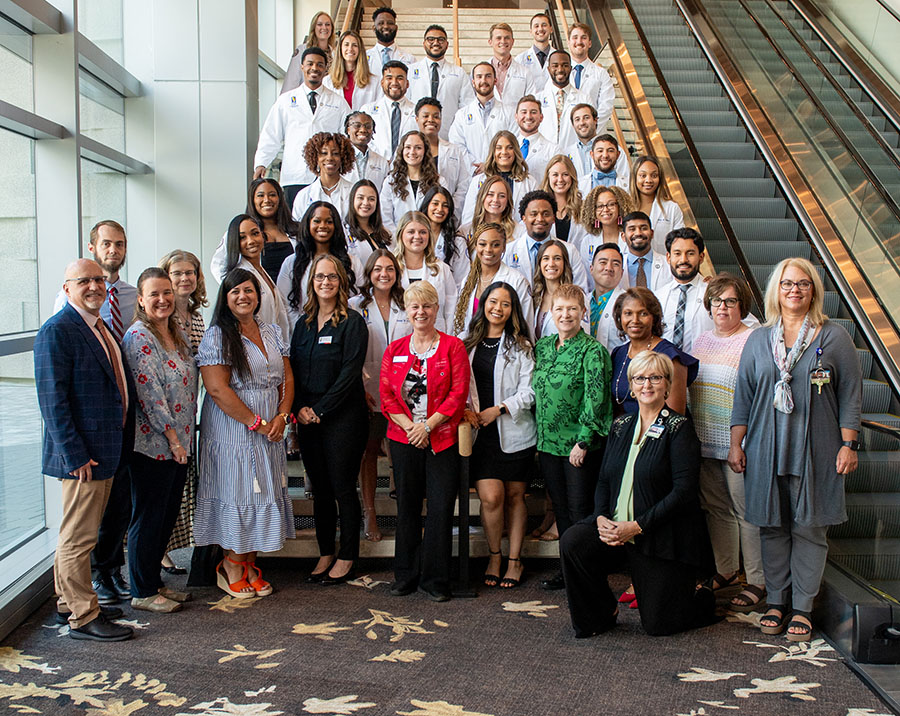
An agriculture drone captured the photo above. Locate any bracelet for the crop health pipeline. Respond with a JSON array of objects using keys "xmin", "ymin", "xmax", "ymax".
[
  {"xmin": 248, "ymin": 415, "xmax": 262, "ymax": 431},
  {"xmin": 423, "ymin": 422, "xmax": 432, "ymax": 433},
  {"xmin": 169, "ymin": 443, "xmax": 183, "ymax": 451},
  {"xmin": 278, "ymin": 412, "xmax": 291, "ymax": 423}
]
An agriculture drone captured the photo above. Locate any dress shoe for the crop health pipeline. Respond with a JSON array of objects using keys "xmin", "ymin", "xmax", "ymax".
[
  {"xmin": 109, "ymin": 570, "xmax": 131, "ymax": 599},
  {"xmin": 92, "ymin": 577, "xmax": 120, "ymax": 605},
  {"xmin": 306, "ymin": 559, "xmax": 336, "ymax": 584},
  {"xmin": 56, "ymin": 605, "xmax": 123, "ymax": 626},
  {"xmin": 69, "ymin": 614, "xmax": 133, "ymax": 641},
  {"xmin": 540, "ymin": 572, "xmax": 565, "ymax": 591},
  {"xmin": 419, "ymin": 587, "xmax": 451, "ymax": 602},
  {"xmin": 158, "ymin": 586, "xmax": 192, "ymax": 603},
  {"xmin": 161, "ymin": 565, "xmax": 186, "ymax": 575},
  {"xmin": 390, "ymin": 581, "xmax": 417, "ymax": 597},
  {"xmin": 321, "ymin": 568, "xmax": 356, "ymax": 586},
  {"xmin": 131, "ymin": 595, "xmax": 182, "ymax": 613}
]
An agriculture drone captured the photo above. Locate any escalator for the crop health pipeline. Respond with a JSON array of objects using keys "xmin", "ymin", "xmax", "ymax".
[{"xmin": 569, "ymin": 0, "xmax": 900, "ymax": 672}]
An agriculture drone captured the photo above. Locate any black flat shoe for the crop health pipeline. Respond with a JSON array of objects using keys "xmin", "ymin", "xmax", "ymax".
[
  {"xmin": 92, "ymin": 577, "xmax": 120, "ymax": 605},
  {"xmin": 419, "ymin": 587, "xmax": 451, "ymax": 602},
  {"xmin": 69, "ymin": 614, "xmax": 133, "ymax": 642},
  {"xmin": 321, "ymin": 568, "xmax": 356, "ymax": 586},
  {"xmin": 540, "ymin": 572, "xmax": 565, "ymax": 591},
  {"xmin": 306, "ymin": 559, "xmax": 336, "ymax": 583},
  {"xmin": 390, "ymin": 581, "xmax": 417, "ymax": 596},
  {"xmin": 161, "ymin": 565, "xmax": 187, "ymax": 575},
  {"xmin": 56, "ymin": 605, "xmax": 123, "ymax": 626}
]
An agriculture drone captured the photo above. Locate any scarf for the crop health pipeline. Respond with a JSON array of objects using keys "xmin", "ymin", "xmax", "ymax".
[{"xmin": 771, "ymin": 314, "xmax": 813, "ymax": 414}]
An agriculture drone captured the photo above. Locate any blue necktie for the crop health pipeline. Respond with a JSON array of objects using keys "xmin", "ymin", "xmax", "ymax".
[
  {"xmin": 574, "ymin": 64, "xmax": 583, "ymax": 89},
  {"xmin": 382, "ymin": 46, "xmax": 391, "ymax": 67},
  {"xmin": 391, "ymin": 101, "xmax": 401, "ymax": 154},
  {"xmin": 593, "ymin": 170, "xmax": 617, "ymax": 188},
  {"xmin": 528, "ymin": 240, "xmax": 540, "ymax": 268},
  {"xmin": 521, "ymin": 138, "xmax": 529, "ymax": 159}
]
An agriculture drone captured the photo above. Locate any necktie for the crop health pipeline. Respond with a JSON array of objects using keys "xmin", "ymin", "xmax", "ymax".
[
  {"xmin": 356, "ymin": 150, "xmax": 367, "ymax": 177},
  {"xmin": 672, "ymin": 284, "xmax": 689, "ymax": 350},
  {"xmin": 555, "ymin": 88, "xmax": 565, "ymax": 130},
  {"xmin": 574, "ymin": 64, "xmax": 583, "ymax": 89},
  {"xmin": 430, "ymin": 62, "xmax": 440, "ymax": 98},
  {"xmin": 390, "ymin": 101, "xmax": 401, "ymax": 155},
  {"xmin": 635, "ymin": 257, "xmax": 648, "ymax": 288},
  {"xmin": 382, "ymin": 46, "xmax": 391, "ymax": 67},
  {"xmin": 521, "ymin": 138, "xmax": 530, "ymax": 159},
  {"xmin": 537, "ymin": 50, "xmax": 547, "ymax": 68},
  {"xmin": 308, "ymin": 90, "xmax": 317, "ymax": 114},
  {"xmin": 107, "ymin": 285, "xmax": 123, "ymax": 342},
  {"xmin": 593, "ymin": 170, "xmax": 617, "ymax": 188},
  {"xmin": 528, "ymin": 240, "xmax": 541, "ymax": 269},
  {"xmin": 97, "ymin": 318, "xmax": 127, "ymax": 425}
]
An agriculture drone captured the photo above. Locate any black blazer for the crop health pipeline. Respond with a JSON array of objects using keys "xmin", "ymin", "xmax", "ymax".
[{"xmin": 592, "ymin": 407, "xmax": 713, "ymax": 571}]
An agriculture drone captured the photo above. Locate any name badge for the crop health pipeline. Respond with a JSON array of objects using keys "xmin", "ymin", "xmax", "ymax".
[
  {"xmin": 393, "ymin": 355, "xmax": 408, "ymax": 363},
  {"xmin": 647, "ymin": 424, "xmax": 665, "ymax": 439},
  {"xmin": 318, "ymin": 336, "xmax": 333, "ymax": 345}
]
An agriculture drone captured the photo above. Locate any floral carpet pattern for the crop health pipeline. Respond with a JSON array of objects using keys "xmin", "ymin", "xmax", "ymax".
[{"xmin": 0, "ymin": 562, "xmax": 893, "ymax": 715}]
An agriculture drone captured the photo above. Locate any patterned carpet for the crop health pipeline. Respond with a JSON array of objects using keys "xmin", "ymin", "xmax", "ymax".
[{"xmin": 0, "ymin": 558, "xmax": 894, "ymax": 716}]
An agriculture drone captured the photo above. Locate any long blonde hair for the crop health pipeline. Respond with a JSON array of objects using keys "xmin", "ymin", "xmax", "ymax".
[
  {"xmin": 540, "ymin": 154, "xmax": 582, "ymax": 219},
  {"xmin": 453, "ymin": 223, "xmax": 506, "ymax": 335},
  {"xmin": 629, "ymin": 155, "xmax": 673, "ymax": 210},
  {"xmin": 470, "ymin": 176, "xmax": 516, "ymax": 242},
  {"xmin": 532, "ymin": 239, "xmax": 573, "ymax": 311},
  {"xmin": 483, "ymin": 130, "xmax": 529, "ymax": 181},
  {"xmin": 763, "ymin": 257, "xmax": 827, "ymax": 327},
  {"xmin": 329, "ymin": 30, "xmax": 372, "ymax": 89},
  {"xmin": 393, "ymin": 211, "xmax": 441, "ymax": 277},
  {"xmin": 306, "ymin": 12, "xmax": 336, "ymax": 51},
  {"xmin": 303, "ymin": 254, "xmax": 350, "ymax": 327}
]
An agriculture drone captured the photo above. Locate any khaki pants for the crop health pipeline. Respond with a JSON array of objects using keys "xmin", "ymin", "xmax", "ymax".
[{"xmin": 55, "ymin": 477, "xmax": 114, "ymax": 628}]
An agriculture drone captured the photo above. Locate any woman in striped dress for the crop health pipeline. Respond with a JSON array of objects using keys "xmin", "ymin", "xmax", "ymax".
[{"xmin": 195, "ymin": 268, "xmax": 295, "ymax": 598}]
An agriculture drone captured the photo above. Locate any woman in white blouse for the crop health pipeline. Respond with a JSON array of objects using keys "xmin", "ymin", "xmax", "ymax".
[
  {"xmin": 379, "ymin": 130, "xmax": 443, "ymax": 234},
  {"xmin": 629, "ymin": 155, "xmax": 684, "ymax": 255}
]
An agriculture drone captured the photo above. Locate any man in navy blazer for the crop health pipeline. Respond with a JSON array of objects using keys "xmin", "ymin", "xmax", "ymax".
[{"xmin": 34, "ymin": 259, "xmax": 135, "ymax": 642}]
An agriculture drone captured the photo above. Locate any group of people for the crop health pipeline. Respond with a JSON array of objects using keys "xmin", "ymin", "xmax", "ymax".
[{"xmin": 35, "ymin": 7, "xmax": 862, "ymax": 645}]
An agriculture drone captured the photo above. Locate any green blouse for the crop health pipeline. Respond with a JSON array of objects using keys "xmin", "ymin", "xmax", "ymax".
[
  {"xmin": 533, "ymin": 330, "xmax": 613, "ymax": 457},
  {"xmin": 613, "ymin": 418, "xmax": 647, "ymax": 526}
]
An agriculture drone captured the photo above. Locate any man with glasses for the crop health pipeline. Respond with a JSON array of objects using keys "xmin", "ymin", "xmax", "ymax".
[
  {"xmin": 342, "ymin": 111, "xmax": 390, "ymax": 187},
  {"xmin": 408, "ymin": 25, "xmax": 472, "ymax": 140},
  {"xmin": 36, "ymin": 258, "xmax": 136, "ymax": 642}
]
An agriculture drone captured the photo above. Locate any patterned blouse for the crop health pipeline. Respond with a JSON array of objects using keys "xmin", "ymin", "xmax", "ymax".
[
  {"xmin": 533, "ymin": 330, "xmax": 613, "ymax": 457},
  {"xmin": 122, "ymin": 321, "xmax": 199, "ymax": 461},
  {"xmin": 175, "ymin": 310, "xmax": 206, "ymax": 355}
]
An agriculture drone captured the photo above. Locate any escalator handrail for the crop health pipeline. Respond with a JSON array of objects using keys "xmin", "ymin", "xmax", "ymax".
[
  {"xmin": 734, "ymin": 0, "xmax": 900, "ymax": 233},
  {"xmin": 787, "ymin": 0, "xmax": 900, "ymax": 138},
  {"xmin": 861, "ymin": 419, "xmax": 900, "ymax": 440},
  {"xmin": 611, "ymin": 0, "xmax": 761, "ymax": 306},
  {"xmin": 674, "ymin": 0, "xmax": 900, "ymax": 400}
]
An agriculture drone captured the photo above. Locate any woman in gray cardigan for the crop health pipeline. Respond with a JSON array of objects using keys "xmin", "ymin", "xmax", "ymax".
[{"xmin": 730, "ymin": 257, "xmax": 861, "ymax": 642}]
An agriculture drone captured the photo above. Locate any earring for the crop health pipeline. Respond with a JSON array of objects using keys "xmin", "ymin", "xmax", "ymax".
[
  {"xmin": 594, "ymin": 219, "xmax": 601, "ymax": 229},
  {"xmin": 629, "ymin": 390, "xmax": 636, "ymax": 398},
  {"xmin": 617, "ymin": 216, "xmax": 622, "ymax": 226},
  {"xmin": 664, "ymin": 391, "xmax": 669, "ymax": 399}
]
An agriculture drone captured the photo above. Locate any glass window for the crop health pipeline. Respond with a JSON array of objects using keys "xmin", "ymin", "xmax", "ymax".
[
  {"xmin": 259, "ymin": 65, "xmax": 278, "ymax": 133},
  {"xmin": 0, "ymin": 129, "xmax": 38, "ymax": 335},
  {"xmin": 0, "ymin": 350, "xmax": 45, "ymax": 556},
  {"xmin": 259, "ymin": 0, "xmax": 277, "ymax": 60},
  {"xmin": 80, "ymin": 159, "xmax": 126, "ymax": 255},
  {"xmin": 77, "ymin": 0, "xmax": 124, "ymax": 64},
  {"xmin": 79, "ymin": 70, "xmax": 125, "ymax": 153},
  {"xmin": 0, "ymin": 15, "xmax": 33, "ymax": 112}
]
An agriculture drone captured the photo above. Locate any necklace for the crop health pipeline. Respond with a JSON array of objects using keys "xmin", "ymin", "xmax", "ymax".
[
  {"xmin": 411, "ymin": 333, "xmax": 438, "ymax": 357},
  {"xmin": 480, "ymin": 336, "xmax": 501, "ymax": 349}
]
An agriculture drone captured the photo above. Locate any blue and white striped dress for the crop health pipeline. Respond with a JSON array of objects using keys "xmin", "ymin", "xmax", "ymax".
[{"xmin": 194, "ymin": 319, "xmax": 294, "ymax": 553}]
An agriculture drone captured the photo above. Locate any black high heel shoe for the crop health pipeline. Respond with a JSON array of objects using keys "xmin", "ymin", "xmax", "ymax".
[
  {"xmin": 483, "ymin": 549, "xmax": 502, "ymax": 588},
  {"xmin": 306, "ymin": 558, "xmax": 336, "ymax": 584},
  {"xmin": 321, "ymin": 565, "xmax": 356, "ymax": 586}
]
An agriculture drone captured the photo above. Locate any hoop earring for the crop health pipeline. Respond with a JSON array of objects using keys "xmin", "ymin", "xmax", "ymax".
[
  {"xmin": 664, "ymin": 391, "xmax": 669, "ymax": 399},
  {"xmin": 629, "ymin": 390, "xmax": 636, "ymax": 398}
]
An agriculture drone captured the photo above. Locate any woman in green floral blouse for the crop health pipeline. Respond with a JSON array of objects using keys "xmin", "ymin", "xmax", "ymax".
[{"xmin": 533, "ymin": 283, "xmax": 613, "ymax": 591}]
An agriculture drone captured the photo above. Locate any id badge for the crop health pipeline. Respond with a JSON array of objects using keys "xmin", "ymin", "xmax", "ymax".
[
  {"xmin": 647, "ymin": 424, "xmax": 665, "ymax": 439},
  {"xmin": 318, "ymin": 336, "xmax": 333, "ymax": 345}
]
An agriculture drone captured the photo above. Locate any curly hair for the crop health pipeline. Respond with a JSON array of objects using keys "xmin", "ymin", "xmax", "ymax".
[
  {"xmin": 462, "ymin": 281, "xmax": 533, "ymax": 357},
  {"xmin": 303, "ymin": 253, "xmax": 350, "ymax": 327},
  {"xmin": 531, "ymin": 239, "xmax": 573, "ymax": 313},
  {"xmin": 612, "ymin": 286, "xmax": 664, "ymax": 340},
  {"xmin": 303, "ymin": 132, "xmax": 356, "ymax": 175},
  {"xmin": 482, "ymin": 130, "xmax": 529, "ymax": 181},
  {"xmin": 470, "ymin": 176, "xmax": 516, "ymax": 242},
  {"xmin": 388, "ymin": 130, "xmax": 440, "ymax": 201},
  {"xmin": 419, "ymin": 186, "xmax": 460, "ymax": 265},
  {"xmin": 158, "ymin": 249, "xmax": 208, "ymax": 315},
  {"xmin": 357, "ymin": 248, "xmax": 405, "ymax": 312},
  {"xmin": 453, "ymin": 222, "xmax": 506, "ymax": 335},
  {"xmin": 580, "ymin": 185, "xmax": 632, "ymax": 236},
  {"xmin": 540, "ymin": 154, "xmax": 582, "ymax": 219}
]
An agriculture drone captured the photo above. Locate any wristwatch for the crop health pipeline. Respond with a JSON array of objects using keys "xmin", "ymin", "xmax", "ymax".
[
  {"xmin": 841, "ymin": 440, "xmax": 860, "ymax": 451},
  {"xmin": 424, "ymin": 423, "xmax": 432, "ymax": 433},
  {"xmin": 498, "ymin": 405, "xmax": 508, "ymax": 415},
  {"xmin": 576, "ymin": 441, "xmax": 588, "ymax": 450}
]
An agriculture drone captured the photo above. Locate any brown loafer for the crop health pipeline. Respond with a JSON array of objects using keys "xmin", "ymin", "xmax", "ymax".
[{"xmin": 131, "ymin": 595, "xmax": 182, "ymax": 613}]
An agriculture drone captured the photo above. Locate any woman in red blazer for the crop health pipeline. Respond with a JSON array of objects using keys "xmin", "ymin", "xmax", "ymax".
[{"xmin": 380, "ymin": 279, "xmax": 470, "ymax": 602}]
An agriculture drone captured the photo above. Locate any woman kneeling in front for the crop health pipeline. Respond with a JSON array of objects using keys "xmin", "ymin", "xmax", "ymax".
[{"xmin": 560, "ymin": 351, "xmax": 716, "ymax": 637}]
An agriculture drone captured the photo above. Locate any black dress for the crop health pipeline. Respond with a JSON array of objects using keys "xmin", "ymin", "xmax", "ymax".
[
  {"xmin": 261, "ymin": 240, "xmax": 294, "ymax": 284},
  {"xmin": 469, "ymin": 339, "xmax": 535, "ymax": 482}
]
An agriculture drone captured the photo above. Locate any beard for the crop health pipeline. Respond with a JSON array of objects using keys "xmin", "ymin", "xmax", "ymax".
[
  {"xmin": 375, "ymin": 27, "xmax": 397, "ymax": 44},
  {"xmin": 95, "ymin": 256, "xmax": 124, "ymax": 274}
]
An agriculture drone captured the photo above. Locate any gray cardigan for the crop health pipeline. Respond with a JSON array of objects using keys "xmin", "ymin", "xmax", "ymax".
[{"xmin": 731, "ymin": 320, "xmax": 861, "ymax": 528}]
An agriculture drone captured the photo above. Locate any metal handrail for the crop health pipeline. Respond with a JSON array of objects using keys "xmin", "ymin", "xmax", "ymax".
[
  {"xmin": 861, "ymin": 419, "xmax": 900, "ymax": 440},
  {"xmin": 675, "ymin": 0, "xmax": 900, "ymax": 397},
  {"xmin": 609, "ymin": 0, "xmax": 748, "ymax": 290}
]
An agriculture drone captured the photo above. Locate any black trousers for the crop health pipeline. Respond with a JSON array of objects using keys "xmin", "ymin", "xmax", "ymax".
[
  {"xmin": 560, "ymin": 522, "xmax": 715, "ymax": 637},
  {"xmin": 539, "ymin": 447, "xmax": 603, "ymax": 537},
  {"xmin": 91, "ymin": 462, "xmax": 132, "ymax": 580},
  {"xmin": 127, "ymin": 453, "xmax": 187, "ymax": 598},
  {"xmin": 391, "ymin": 439, "xmax": 459, "ymax": 595},
  {"xmin": 297, "ymin": 406, "xmax": 367, "ymax": 561}
]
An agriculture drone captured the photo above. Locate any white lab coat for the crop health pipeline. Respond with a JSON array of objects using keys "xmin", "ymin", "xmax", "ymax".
[
  {"xmin": 461, "ymin": 174, "xmax": 537, "ymax": 227},
  {"xmin": 647, "ymin": 198, "xmax": 686, "ymax": 254},
  {"xmin": 448, "ymin": 98, "xmax": 515, "ymax": 169},
  {"xmin": 436, "ymin": 139, "xmax": 471, "ymax": 218},
  {"xmin": 398, "ymin": 260, "xmax": 457, "ymax": 332},
  {"xmin": 359, "ymin": 95, "xmax": 418, "ymax": 161},
  {"xmin": 494, "ymin": 58, "xmax": 537, "ymax": 111},
  {"xmin": 379, "ymin": 176, "xmax": 453, "ymax": 235},
  {"xmin": 514, "ymin": 46, "xmax": 553, "ymax": 92},
  {"xmin": 577, "ymin": 171, "xmax": 629, "ymax": 197},
  {"xmin": 537, "ymin": 83, "xmax": 590, "ymax": 149},
  {"xmin": 342, "ymin": 147, "xmax": 391, "ymax": 189},
  {"xmin": 570, "ymin": 60, "xmax": 616, "ymax": 131},
  {"xmin": 455, "ymin": 262, "xmax": 534, "ymax": 339},
  {"xmin": 366, "ymin": 43, "xmax": 416, "ymax": 78},
  {"xmin": 323, "ymin": 74, "xmax": 379, "ymax": 110},
  {"xmin": 591, "ymin": 285, "xmax": 627, "ymax": 354},
  {"xmin": 254, "ymin": 85, "xmax": 351, "ymax": 186},
  {"xmin": 515, "ymin": 131, "xmax": 557, "ymax": 184},
  {"xmin": 291, "ymin": 176, "xmax": 355, "ymax": 220},
  {"xmin": 466, "ymin": 338, "xmax": 537, "ymax": 453},
  {"xmin": 620, "ymin": 249, "xmax": 673, "ymax": 295},
  {"xmin": 349, "ymin": 294, "xmax": 412, "ymax": 410},
  {"xmin": 573, "ymin": 230, "xmax": 622, "ymax": 273},
  {"xmin": 435, "ymin": 233, "xmax": 471, "ymax": 287},
  {"xmin": 503, "ymin": 233, "xmax": 592, "ymax": 294},
  {"xmin": 407, "ymin": 59, "xmax": 474, "ymax": 140},
  {"xmin": 276, "ymin": 252, "xmax": 365, "ymax": 329},
  {"xmin": 566, "ymin": 141, "xmax": 632, "ymax": 183}
]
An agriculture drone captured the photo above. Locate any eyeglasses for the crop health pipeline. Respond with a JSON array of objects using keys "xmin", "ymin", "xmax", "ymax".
[
  {"xmin": 424, "ymin": 36, "xmax": 448, "ymax": 43},
  {"xmin": 347, "ymin": 122, "xmax": 374, "ymax": 131},
  {"xmin": 169, "ymin": 270, "xmax": 196, "ymax": 279},
  {"xmin": 65, "ymin": 277, "xmax": 106, "ymax": 287},
  {"xmin": 709, "ymin": 296, "xmax": 739, "ymax": 308},
  {"xmin": 779, "ymin": 279, "xmax": 813, "ymax": 292},
  {"xmin": 313, "ymin": 273, "xmax": 340, "ymax": 283},
  {"xmin": 631, "ymin": 374, "xmax": 665, "ymax": 385},
  {"xmin": 596, "ymin": 202, "xmax": 619, "ymax": 211}
]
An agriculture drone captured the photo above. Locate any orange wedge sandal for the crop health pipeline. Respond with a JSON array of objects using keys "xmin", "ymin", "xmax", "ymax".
[
  {"xmin": 247, "ymin": 561, "xmax": 273, "ymax": 597},
  {"xmin": 216, "ymin": 557, "xmax": 256, "ymax": 599}
]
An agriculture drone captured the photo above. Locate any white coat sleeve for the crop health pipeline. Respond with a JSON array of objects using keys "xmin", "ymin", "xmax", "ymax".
[
  {"xmin": 502, "ymin": 350, "xmax": 535, "ymax": 422},
  {"xmin": 254, "ymin": 101, "xmax": 286, "ymax": 170},
  {"xmin": 595, "ymin": 66, "xmax": 616, "ymax": 130},
  {"xmin": 209, "ymin": 231, "xmax": 228, "ymax": 283}
]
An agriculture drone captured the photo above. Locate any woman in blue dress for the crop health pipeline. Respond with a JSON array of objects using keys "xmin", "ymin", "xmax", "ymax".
[{"xmin": 195, "ymin": 268, "xmax": 295, "ymax": 598}]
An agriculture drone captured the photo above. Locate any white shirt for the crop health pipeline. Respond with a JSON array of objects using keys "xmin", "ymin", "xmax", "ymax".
[
  {"xmin": 569, "ymin": 59, "xmax": 616, "ymax": 131},
  {"xmin": 322, "ymin": 74, "xmax": 379, "ymax": 110},
  {"xmin": 503, "ymin": 233, "xmax": 592, "ymax": 295},
  {"xmin": 359, "ymin": 95, "xmax": 418, "ymax": 161},
  {"xmin": 379, "ymin": 177, "xmax": 453, "ymax": 235},
  {"xmin": 292, "ymin": 176, "xmax": 354, "ymax": 220},
  {"xmin": 448, "ymin": 97, "xmax": 515, "ymax": 169},
  {"xmin": 342, "ymin": 146, "xmax": 391, "ymax": 189},
  {"xmin": 398, "ymin": 259, "xmax": 457, "ymax": 332},
  {"xmin": 647, "ymin": 198, "xmax": 686, "ymax": 254},
  {"xmin": 591, "ymin": 285, "xmax": 627, "ymax": 354},
  {"xmin": 461, "ymin": 174, "xmax": 537, "ymax": 227},
  {"xmin": 349, "ymin": 294, "xmax": 412, "ymax": 410},
  {"xmin": 537, "ymin": 83, "xmax": 590, "ymax": 149},
  {"xmin": 407, "ymin": 58, "xmax": 474, "ymax": 139},
  {"xmin": 366, "ymin": 43, "xmax": 416, "ymax": 78},
  {"xmin": 254, "ymin": 84, "xmax": 351, "ymax": 186},
  {"xmin": 435, "ymin": 138, "xmax": 471, "ymax": 219},
  {"xmin": 515, "ymin": 131, "xmax": 556, "ymax": 184},
  {"xmin": 435, "ymin": 232, "xmax": 471, "ymax": 287}
]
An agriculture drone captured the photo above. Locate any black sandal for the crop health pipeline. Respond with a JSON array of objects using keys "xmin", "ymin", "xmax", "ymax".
[
  {"xmin": 786, "ymin": 611, "xmax": 813, "ymax": 642},
  {"xmin": 499, "ymin": 557, "xmax": 524, "ymax": 589},
  {"xmin": 759, "ymin": 604, "xmax": 790, "ymax": 635},
  {"xmin": 483, "ymin": 549, "xmax": 501, "ymax": 588},
  {"xmin": 702, "ymin": 572, "xmax": 739, "ymax": 592},
  {"xmin": 730, "ymin": 584, "xmax": 766, "ymax": 613}
]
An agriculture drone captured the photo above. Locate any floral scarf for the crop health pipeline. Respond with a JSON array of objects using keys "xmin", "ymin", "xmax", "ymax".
[{"xmin": 771, "ymin": 314, "xmax": 813, "ymax": 414}]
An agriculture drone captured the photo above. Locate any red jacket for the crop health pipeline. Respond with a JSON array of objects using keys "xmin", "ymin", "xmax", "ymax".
[{"xmin": 380, "ymin": 332, "xmax": 471, "ymax": 453}]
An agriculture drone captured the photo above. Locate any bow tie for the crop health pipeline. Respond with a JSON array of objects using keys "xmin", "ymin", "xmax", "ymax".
[{"xmin": 594, "ymin": 170, "xmax": 617, "ymax": 182}]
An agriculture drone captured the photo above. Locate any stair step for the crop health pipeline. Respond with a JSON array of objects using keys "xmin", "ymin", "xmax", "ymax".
[
  {"xmin": 830, "ymin": 494, "xmax": 900, "ymax": 539},
  {"xmin": 829, "ymin": 538, "xmax": 900, "ymax": 580}
]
